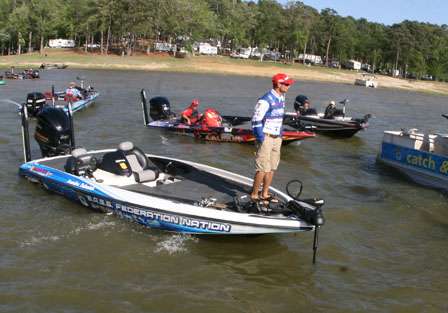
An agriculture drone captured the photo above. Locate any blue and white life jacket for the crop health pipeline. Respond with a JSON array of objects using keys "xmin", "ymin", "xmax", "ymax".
[{"xmin": 251, "ymin": 89, "xmax": 285, "ymax": 142}]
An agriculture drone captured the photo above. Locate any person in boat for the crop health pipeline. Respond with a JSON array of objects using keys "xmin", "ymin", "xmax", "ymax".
[
  {"xmin": 251, "ymin": 73, "xmax": 294, "ymax": 203},
  {"xmin": 181, "ymin": 99, "xmax": 202, "ymax": 125},
  {"xmin": 324, "ymin": 100, "xmax": 344, "ymax": 119},
  {"xmin": 200, "ymin": 108, "xmax": 223, "ymax": 129},
  {"xmin": 65, "ymin": 82, "xmax": 83, "ymax": 102},
  {"xmin": 294, "ymin": 94, "xmax": 317, "ymax": 116}
]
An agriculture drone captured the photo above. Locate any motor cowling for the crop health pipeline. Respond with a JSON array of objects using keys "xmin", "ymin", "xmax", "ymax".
[
  {"xmin": 149, "ymin": 96, "xmax": 173, "ymax": 121},
  {"xmin": 34, "ymin": 107, "xmax": 72, "ymax": 157},
  {"xmin": 294, "ymin": 94, "xmax": 309, "ymax": 112},
  {"xmin": 26, "ymin": 92, "xmax": 47, "ymax": 117}
]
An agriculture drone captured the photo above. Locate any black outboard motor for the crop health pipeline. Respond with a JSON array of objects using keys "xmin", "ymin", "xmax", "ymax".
[
  {"xmin": 149, "ymin": 96, "xmax": 173, "ymax": 121},
  {"xmin": 34, "ymin": 107, "xmax": 72, "ymax": 157},
  {"xmin": 294, "ymin": 94, "xmax": 308, "ymax": 112},
  {"xmin": 294, "ymin": 94, "xmax": 317, "ymax": 116},
  {"xmin": 26, "ymin": 92, "xmax": 47, "ymax": 117}
]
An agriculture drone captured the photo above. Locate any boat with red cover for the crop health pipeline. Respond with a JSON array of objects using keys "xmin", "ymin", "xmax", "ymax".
[{"xmin": 140, "ymin": 90, "xmax": 315, "ymax": 145}]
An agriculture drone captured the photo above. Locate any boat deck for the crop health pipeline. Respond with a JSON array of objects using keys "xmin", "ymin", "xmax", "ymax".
[
  {"xmin": 121, "ymin": 168, "xmax": 251, "ymax": 205},
  {"xmin": 38, "ymin": 154, "xmax": 252, "ymax": 205}
]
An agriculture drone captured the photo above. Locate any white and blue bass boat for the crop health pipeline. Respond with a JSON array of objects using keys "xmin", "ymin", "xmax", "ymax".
[
  {"xmin": 24, "ymin": 80, "xmax": 99, "ymax": 118},
  {"xmin": 378, "ymin": 115, "xmax": 448, "ymax": 191},
  {"xmin": 17, "ymin": 103, "xmax": 326, "ymax": 262}
]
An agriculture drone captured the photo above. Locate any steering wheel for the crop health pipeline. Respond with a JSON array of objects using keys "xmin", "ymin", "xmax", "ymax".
[{"xmin": 286, "ymin": 179, "xmax": 303, "ymax": 200}]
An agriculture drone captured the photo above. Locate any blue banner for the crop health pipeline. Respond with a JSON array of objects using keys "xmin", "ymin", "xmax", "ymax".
[{"xmin": 381, "ymin": 142, "xmax": 448, "ymax": 177}]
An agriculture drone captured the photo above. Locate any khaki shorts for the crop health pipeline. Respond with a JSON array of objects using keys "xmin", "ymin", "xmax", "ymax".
[{"xmin": 255, "ymin": 135, "xmax": 282, "ymax": 172}]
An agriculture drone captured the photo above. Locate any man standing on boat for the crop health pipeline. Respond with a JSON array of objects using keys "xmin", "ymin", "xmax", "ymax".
[{"xmin": 251, "ymin": 73, "xmax": 294, "ymax": 203}]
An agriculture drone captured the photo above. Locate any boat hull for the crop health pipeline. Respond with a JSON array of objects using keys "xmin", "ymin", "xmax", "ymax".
[
  {"xmin": 284, "ymin": 115, "xmax": 367, "ymax": 138},
  {"xmin": 19, "ymin": 154, "xmax": 314, "ymax": 235},
  {"xmin": 378, "ymin": 141, "xmax": 448, "ymax": 191},
  {"xmin": 147, "ymin": 120, "xmax": 315, "ymax": 144},
  {"xmin": 62, "ymin": 92, "xmax": 100, "ymax": 113}
]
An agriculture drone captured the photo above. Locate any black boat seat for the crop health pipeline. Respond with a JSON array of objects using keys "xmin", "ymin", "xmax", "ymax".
[
  {"xmin": 65, "ymin": 148, "xmax": 97, "ymax": 177},
  {"xmin": 118, "ymin": 141, "xmax": 159, "ymax": 183}
]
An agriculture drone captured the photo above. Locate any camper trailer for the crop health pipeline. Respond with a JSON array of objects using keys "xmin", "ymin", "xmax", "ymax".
[
  {"xmin": 297, "ymin": 54, "xmax": 323, "ymax": 65},
  {"xmin": 48, "ymin": 39, "xmax": 75, "ymax": 48},
  {"xmin": 346, "ymin": 60, "xmax": 361, "ymax": 70},
  {"xmin": 194, "ymin": 42, "xmax": 218, "ymax": 55}
]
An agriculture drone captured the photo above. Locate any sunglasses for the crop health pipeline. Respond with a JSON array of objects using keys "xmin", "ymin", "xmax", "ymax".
[{"xmin": 280, "ymin": 82, "xmax": 291, "ymax": 87}]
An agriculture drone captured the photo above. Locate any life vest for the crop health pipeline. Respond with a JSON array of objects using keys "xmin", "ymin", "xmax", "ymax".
[
  {"xmin": 65, "ymin": 87, "xmax": 81, "ymax": 102},
  {"xmin": 181, "ymin": 107, "xmax": 200, "ymax": 124},
  {"xmin": 251, "ymin": 90, "xmax": 285, "ymax": 141},
  {"xmin": 201, "ymin": 108, "xmax": 222, "ymax": 128}
]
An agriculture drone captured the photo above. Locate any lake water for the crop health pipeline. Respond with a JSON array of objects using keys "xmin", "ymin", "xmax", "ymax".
[{"xmin": 1, "ymin": 69, "xmax": 448, "ymax": 312}]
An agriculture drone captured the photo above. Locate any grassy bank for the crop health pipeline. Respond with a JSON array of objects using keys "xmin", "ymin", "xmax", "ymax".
[{"xmin": 2, "ymin": 49, "xmax": 448, "ymax": 96}]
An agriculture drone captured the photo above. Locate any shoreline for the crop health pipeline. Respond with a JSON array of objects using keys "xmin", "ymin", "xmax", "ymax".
[{"xmin": 2, "ymin": 50, "xmax": 448, "ymax": 96}]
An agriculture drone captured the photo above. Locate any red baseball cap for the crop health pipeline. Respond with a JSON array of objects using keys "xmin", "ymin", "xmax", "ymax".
[{"xmin": 272, "ymin": 73, "xmax": 294, "ymax": 86}]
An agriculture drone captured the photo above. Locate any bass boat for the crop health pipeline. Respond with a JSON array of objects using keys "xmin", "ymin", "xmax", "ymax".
[
  {"xmin": 141, "ymin": 90, "xmax": 315, "ymax": 144},
  {"xmin": 23, "ymin": 81, "xmax": 99, "ymax": 118},
  {"xmin": 4, "ymin": 68, "xmax": 40, "ymax": 80},
  {"xmin": 40, "ymin": 63, "xmax": 68, "ymax": 70},
  {"xmin": 378, "ymin": 115, "xmax": 448, "ymax": 191},
  {"xmin": 284, "ymin": 99, "xmax": 371, "ymax": 138},
  {"xmin": 17, "ymin": 102, "xmax": 326, "ymax": 262}
]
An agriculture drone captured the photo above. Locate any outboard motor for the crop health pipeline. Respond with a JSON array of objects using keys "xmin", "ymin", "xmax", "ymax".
[
  {"xmin": 34, "ymin": 107, "xmax": 72, "ymax": 157},
  {"xmin": 149, "ymin": 96, "xmax": 173, "ymax": 121},
  {"xmin": 294, "ymin": 94, "xmax": 309, "ymax": 112},
  {"xmin": 31, "ymin": 70, "xmax": 40, "ymax": 79},
  {"xmin": 26, "ymin": 92, "xmax": 47, "ymax": 117}
]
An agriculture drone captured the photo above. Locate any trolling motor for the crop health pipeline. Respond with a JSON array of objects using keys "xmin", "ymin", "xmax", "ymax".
[
  {"xmin": 286, "ymin": 179, "xmax": 325, "ymax": 264},
  {"xmin": 20, "ymin": 101, "xmax": 75, "ymax": 162}
]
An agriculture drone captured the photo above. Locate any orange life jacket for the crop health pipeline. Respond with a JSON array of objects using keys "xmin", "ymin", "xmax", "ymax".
[{"xmin": 201, "ymin": 108, "xmax": 222, "ymax": 128}]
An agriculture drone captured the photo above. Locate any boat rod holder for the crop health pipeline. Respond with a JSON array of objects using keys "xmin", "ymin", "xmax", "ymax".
[
  {"xmin": 141, "ymin": 89, "xmax": 150, "ymax": 126},
  {"xmin": 20, "ymin": 103, "xmax": 32, "ymax": 162}
]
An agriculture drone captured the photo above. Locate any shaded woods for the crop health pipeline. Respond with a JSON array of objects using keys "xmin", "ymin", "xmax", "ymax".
[{"xmin": 1, "ymin": 0, "xmax": 448, "ymax": 80}]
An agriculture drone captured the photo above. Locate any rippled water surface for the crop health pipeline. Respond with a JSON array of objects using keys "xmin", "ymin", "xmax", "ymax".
[{"xmin": 1, "ymin": 70, "xmax": 448, "ymax": 312}]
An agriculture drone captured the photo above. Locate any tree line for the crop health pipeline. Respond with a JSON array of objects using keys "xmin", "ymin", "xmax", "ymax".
[{"xmin": 1, "ymin": 0, "xmax": 448, "ymax": 80}]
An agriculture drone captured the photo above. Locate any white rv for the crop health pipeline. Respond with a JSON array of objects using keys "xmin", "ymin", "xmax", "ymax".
[
  {"xmin": 346, "ymin": 60, "xmax": 361, "ymax": 70},
  {"xmin": 297, "ymin": 54, "xmax": 322, "ymax": 65},
  {"xmin": 48, "ymin": 39, "xmax": 75, "ymax": 48},
  {"xmin": 194, "ymin": 42, "xmax": 218, "ymax": 55}
]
